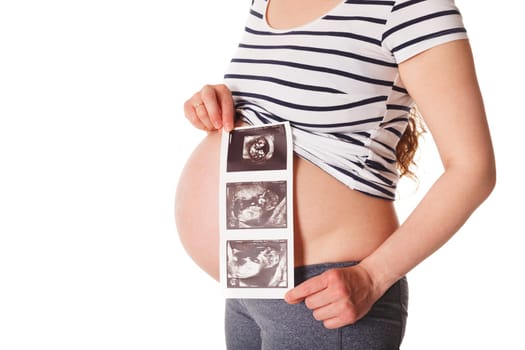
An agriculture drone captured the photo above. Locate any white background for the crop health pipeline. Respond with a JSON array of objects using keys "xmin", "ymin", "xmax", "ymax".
[{"xmin": 0, "ymin": 1, "xmax": 523, "ymax": 349}]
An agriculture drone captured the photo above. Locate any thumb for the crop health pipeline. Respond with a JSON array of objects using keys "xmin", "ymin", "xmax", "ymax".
[{"xmin": 216, "ymin": 84, "xmax": 235, "ymax": 132}]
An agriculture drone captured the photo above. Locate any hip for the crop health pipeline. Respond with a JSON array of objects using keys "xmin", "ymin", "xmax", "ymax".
[{"xmin": 225, "ymin": 261, "xmax": 409, "ymax": 349}]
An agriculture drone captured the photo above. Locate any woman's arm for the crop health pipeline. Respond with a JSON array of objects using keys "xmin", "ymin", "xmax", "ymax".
[
  {"xmin": 285, "ymin": 39, "xmax": 496, "ymax": 328},
  {"xmin": 360, "ymin": 39, "xmax": 496, "ymax": 293}
]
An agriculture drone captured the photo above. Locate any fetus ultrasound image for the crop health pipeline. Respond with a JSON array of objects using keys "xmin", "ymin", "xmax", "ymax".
[
  {"xmin": 226, "ymin": 240, "xmax": 288, "ymax": 288},
  {"xmin": 227, "ymin": 124, "xmax": 287, "ymax": 172},
  {"xmin": 226, "ymin": 181, "xmax": 287, "ymax": 229}
]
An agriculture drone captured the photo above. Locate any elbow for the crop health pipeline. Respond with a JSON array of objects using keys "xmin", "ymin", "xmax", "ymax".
[
  {"xmin": 483, "ymin": 161, "xmax": 497, "ymax": 199},
  {"xmin": 444, "ymin": 154, "xmax": 496, "ymax": 202},
  {"xmin": 480, "ymin": 145, "xmax": 497, "ymax": 199},
  {"xmin": 471, "ymin": 156, "xmax": 497, "ymax": 202}
]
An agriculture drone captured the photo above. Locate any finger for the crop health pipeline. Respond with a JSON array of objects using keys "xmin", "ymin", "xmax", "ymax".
[
  {"xmin": 189, "ymin": 109, "xmax": 208, "ymax": 130},
  {"xmin": 318, "ymin": 300, "xmax": 361, "ymax": 329},
  {"xmin": 189, "ymin": 90, "xmax": 215, "ymax": 130},
  {"xmin": 311, "ymin": 300, "xmax": 342, "ymax": 322},
  {"xmin": 201, "ymin": 85, "xmax": 223, "ymax": 129},
  {"xmin": 215, "ymin": 84, "xmax": 235, "ymax": 132},
  {"xmin": 323, "ymin": 316, "xmax": 347, "ymax": 330},
  {"xmin": 303, "ymin": 287, "xmax": 334, "ymax": 310},
  {"xmin": 284, "ymin": 274, "xmax": 328, "ymax": 304},
  {"xmin": 193, "ymin": 100, "xmax": 214, "ymax": 130},
  {"xmin": 183, "ymin": 99, "xmax": 207, "ymax": 131},
  {"xmin": 322, "ymin": 306, "xmax": 361, "ymax": 329}
]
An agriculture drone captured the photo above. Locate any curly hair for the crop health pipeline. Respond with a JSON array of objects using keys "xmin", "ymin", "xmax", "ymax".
[{"xmin": 396, "ymin": 107, "xmax": 426, "ymax": 179}]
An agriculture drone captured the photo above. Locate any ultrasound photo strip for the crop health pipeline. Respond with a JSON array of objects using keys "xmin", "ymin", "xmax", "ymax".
[{"xmin": 219, "ymin": 122, "xmax": 294, "ymax": 299}]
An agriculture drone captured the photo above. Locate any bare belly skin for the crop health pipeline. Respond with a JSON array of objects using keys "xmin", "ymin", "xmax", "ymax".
[{"xmin": 175, "ymin": 129, "xmax": 399, "ymax": 281}]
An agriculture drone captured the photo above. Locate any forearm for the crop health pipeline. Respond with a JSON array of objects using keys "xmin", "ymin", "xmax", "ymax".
[{"xmin": 360, "ymin": 162, "xmax": 495, "ymax": 295}]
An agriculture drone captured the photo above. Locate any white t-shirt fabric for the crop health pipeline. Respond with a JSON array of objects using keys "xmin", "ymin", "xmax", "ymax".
[{"xmin": 224, "ymin": 0, "xmax": 468, "ymax": 200}]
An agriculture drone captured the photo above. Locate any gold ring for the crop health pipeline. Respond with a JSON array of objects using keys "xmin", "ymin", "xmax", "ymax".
[{"xmin": 194, "ymin": 102, "xmax": 204, "ymax": 108}]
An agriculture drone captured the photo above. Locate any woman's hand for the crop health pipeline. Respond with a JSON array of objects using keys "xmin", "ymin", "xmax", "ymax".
[
  {"xmin": 183, "ymin": 84, "xmax": 235, "ymax": 132},
  {"xmin": 284, "ymin": 265, "xmax": 383, "ymax": 329}
]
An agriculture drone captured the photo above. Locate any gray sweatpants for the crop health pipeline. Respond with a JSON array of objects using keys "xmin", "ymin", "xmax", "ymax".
[{"xmin": 225, "ymin": 262, "xmax": 408, "ymax": 350}]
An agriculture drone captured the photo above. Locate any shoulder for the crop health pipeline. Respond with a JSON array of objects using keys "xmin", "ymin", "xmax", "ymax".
[{"xmin": 382, "ymin": 0, "xmax": 468, "ymax": 63}]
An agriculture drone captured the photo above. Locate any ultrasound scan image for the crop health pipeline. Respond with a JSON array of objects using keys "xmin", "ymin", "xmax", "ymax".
[
  {"xmin": 226, "ymin": 240, "xmax": 288, "ymax": 288},
  {"xmin": 243, "ymin": 134, "xmax": 275, "ymax": 163},
  {"xmin": 226, "ymin": 181, "xmax": 287, "ymax": 229},
  {"xmin": 227, "ymin": 124, "xmax": 287, "ymax": 172}
]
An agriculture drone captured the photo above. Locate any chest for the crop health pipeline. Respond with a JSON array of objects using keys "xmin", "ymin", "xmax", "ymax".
[
  {"xmin": 241, "ymin": 0, "xmax": 396, "ymax": 66},
  {"xmin": 265, "ymin": 0, "xmax": 345, "ymax": 30}
]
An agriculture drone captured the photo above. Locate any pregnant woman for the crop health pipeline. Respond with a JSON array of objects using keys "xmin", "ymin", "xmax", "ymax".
[{"xmin": 175, "ymin": 0, "xmax": 496, "ymax": 349}]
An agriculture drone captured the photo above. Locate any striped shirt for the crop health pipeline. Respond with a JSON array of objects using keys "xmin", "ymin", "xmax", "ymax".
[{"xmin": 223, "ymin": 0, "xmax": 468, "ymax": 200}]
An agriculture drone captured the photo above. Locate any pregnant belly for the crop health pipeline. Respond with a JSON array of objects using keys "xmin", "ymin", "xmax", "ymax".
[
  {"xmin": 175, "ymin": 131, "xmax": 222, "ymax": 280},
  {"xmin": 175, "ymin": 129, "xmax": 399, "ymax": 281}
]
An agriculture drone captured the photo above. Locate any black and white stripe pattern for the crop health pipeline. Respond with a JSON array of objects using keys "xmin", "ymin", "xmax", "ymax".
[{"xmin": 224, "ymin": 0, "xmax": 467, "ymax": 200}]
